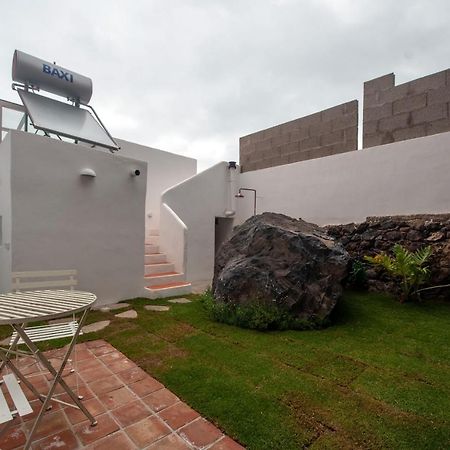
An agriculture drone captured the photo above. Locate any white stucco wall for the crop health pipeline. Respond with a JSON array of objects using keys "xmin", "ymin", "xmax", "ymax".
[
  {"xmin": 9, "ymin": 131, "xmax": 148, "ymax": 305},
  {"xmin": 237, "ymin": 131, "xmax": 450, "ymax": 226},
  {"xmin": 0, "ymin": 134, "xmax": 12, "ymax": 293},
  {"xmin": 115, "ymin": 139, "xmax": 197, "ymax": 231},
  {"xmin": 161, "ymin": 162, "xmax": 234, "ymax": 282}
]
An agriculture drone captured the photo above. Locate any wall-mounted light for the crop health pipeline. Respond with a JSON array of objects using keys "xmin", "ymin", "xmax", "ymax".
[
  {"xmin": 131, "ymin": 169, "xmax": 141, "ymax": 177},
  {"xmin": 80, "ymin": 168, "xmax": 96, "ymax": 177}
]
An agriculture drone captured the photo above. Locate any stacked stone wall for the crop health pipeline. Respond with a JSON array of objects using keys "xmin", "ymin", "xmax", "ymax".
[{"xmin": 326, "ymin": 214, "xmax": 450, "ymax": 297}]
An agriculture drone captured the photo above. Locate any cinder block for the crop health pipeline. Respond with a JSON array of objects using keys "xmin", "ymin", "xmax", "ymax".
[
  {"xmin": 428, "ymin": 86, "xmax": 450, "ymax": 105},
  {"xmin": 309, "ymin": 120, "xmax": 333, "ymax": 136},
  {"xmin": 363, "ymin": 133, "xmax": 384, "ymax": 148},
  {"xmin": 378, "ymin": 113, "xmax": 410, "ymax": 132},
  {"xmin": 297, "ymin": 111, "xmax": 322, "ymax": 127},
  {"xmin": 321, "ymin": 130, "xmax": 344, "ymax": 146},
  {"xmin": 239, "ymin": 136, "xmax": 251, "ymax": 148},
  {"xmin": 272, "ymin": 132, "xmax": 291, "ymax": 147},
  {"xmin": 321, "ymin": 103, "xmax": 346, "ymax": 123},
  {"xmin": 412, "ymin": 103, "xmax": 447, "ymax": 125},
  {"xmin": 408, "ymin": 70, "xmax": 446, "ymax": 94},
  {"xmin": 299, "ymin": 136, "xmax": 320, "ymax": 150},
  {"xmin": 344, "ymin": 100, "xmax": 358, "ymax": 114},
  {"xmin": 363, "ymin": 120, "xmax": 378, "ymax": 135},
  {"xmin": 364, "ymin": 103, "xmax": 393, "ymax": 122},
  {"xmin": 378, "ymin": 83, "xmax": 410, "ymax": 104},
  {"xmin": 363, "ymin": 92, "xmax": 380, "ymax": 107},
  {"xmin": 331, "ymin": 112, "xmax": 358, "ymax": 131},
  {"xmin": 344, "ymin": 126, "xmax": 358, "ymax": 144},
  {"xmin": 364, "ymin": 73, "xmax": 395, "ymax": 95},
  {"xmin": 290, "ymin": 127, "xmax": 310, "ymax": 142},
  {"xmin": 393, "ymin": 124, "xmax": 427, "ymax": 142},
  {"xmin": 393, "ymin": 93, "xmax": 427, "ymax": 115},
  {"xmin": 426, "ymin": 118, "xmax": 450, "ymax": 136}
]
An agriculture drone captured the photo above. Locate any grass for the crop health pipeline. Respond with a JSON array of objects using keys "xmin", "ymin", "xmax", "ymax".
[{"xmin": 1, "ymin": 291, "xmax": 449, "ymax": 449}]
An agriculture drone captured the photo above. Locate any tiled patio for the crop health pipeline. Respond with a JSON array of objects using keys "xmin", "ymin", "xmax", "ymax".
[{"xmin": 0, "ymin": 340, "xmax": 244, "ymax": 450}]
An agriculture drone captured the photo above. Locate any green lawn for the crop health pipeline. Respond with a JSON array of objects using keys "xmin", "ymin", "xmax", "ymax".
[{"xmin": 2, "ymin": 292, "xmax": 449, "ymax": 449}]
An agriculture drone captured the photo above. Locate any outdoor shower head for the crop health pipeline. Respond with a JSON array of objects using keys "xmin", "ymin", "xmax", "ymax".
[{"xmin": 235, "ymin": 193, "xmax": 244, "ymax": 198}]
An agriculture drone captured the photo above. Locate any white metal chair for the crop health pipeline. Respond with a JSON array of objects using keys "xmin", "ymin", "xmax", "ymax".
[
  {"xmin": 0, "ymin": 270, "xmax": 82, "ymax": 385},
  {"xmin": 0, "ymin": 373, "xmax": 33, "ymax": 434}
]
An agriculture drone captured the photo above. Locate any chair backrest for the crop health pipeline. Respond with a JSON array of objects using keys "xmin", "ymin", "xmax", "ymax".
[{"xmin": 11, "ymin": 270, "xmax": 78, "ymax": 292}]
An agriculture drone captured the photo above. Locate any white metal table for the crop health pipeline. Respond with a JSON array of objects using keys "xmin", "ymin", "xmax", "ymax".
[{"xmin": 0, "ymin": 290, "xmax": 97, "ymax": 449}]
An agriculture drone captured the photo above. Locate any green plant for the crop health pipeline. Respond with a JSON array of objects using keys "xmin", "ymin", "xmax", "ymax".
[
  {"xmin": 364, "ymin": 244, "xmax": 432, "ymax": 302},
  {"xmin": 201, "ymin": 290, "xmax": 326, "ymax": 331},
  {"xmin": 347, "ymin": 260, "xmax": 367, "ymax": 289}
]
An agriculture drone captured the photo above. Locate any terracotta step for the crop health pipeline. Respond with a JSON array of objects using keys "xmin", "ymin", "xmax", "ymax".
[
  {"xmin": 145, "ymin": 244, "xmax": 159, "ymax": 254},
  {"xmin": 145, "ymin": 263, "xmax": 174, "ymax": 275},
  {"xmin": 145, "ymin": 253, "xmax": 167, "ymax": 264},
  {"xmin": 144, "ymin": 272, "xmax": 186, "ymax": 287},
  {"xmin": 146, "ymin": 281, "xmax": 191, "ymax": 290},
  {"xmin": 144, "ymin": 271, "xmax": 178, "ymax": 278}
]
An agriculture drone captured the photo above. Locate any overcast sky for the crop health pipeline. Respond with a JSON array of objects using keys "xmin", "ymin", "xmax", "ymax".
[{"xmin": 1, "ymin": 0, "xmax": 449, "ymax": 170}]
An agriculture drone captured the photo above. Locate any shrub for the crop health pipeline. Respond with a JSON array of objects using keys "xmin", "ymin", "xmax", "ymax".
[
  {"xmin": 364, "ymin": 244, "xmax": 432, "ymax": 302},
  {"xmin": 201, "ymin": 290, "xmax": 327, "ymax": 331},
  {"xmin": 347, "ymin": 260, "xmax": 367, "ymax": 290}
]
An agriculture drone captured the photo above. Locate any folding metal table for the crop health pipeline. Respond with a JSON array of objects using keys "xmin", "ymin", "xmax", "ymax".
[{"xmin": 0, "ymin": 289, "xmax": 97, "ymax": 449}]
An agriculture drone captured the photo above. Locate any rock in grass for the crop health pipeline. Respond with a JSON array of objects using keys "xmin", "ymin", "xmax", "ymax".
[
  {"xmin": 212, "ymin": 212, "xmax": 349, "ymax": 329},
  {"xmin": 82, "ymin": 320, "xmax": 111, "ymax": 333},
  {"xmin": 115, "ymin": 309, "xmax": 138, "ymax": 319},
  {"xmin": 145, "ymin": 305, "xmax": 170, "ymax": 311},
  {"xmin": 168, "ymin": 298, "xmax": 191, "ymax": 304}
]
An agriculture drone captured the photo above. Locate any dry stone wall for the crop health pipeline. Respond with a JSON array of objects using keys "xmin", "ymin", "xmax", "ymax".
[
  {"xmin": 326, "ymin": 214, "xmax": 450, "ymax": 297},
  {"xmin": 239, "ymin": 101, "xmax": 357, "ymax": 172},
  {"xmin": 363, "ymin": 70, "xmax": 450, "ymax": 148}
]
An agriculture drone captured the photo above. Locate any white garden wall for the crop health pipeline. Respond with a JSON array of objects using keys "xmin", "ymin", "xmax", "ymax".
[
  {"xmin": 8, "ymin": 131, "xmax": 148, "ymax": 305},
  {"xmin": 161, "ymin": 162, "xmax": 234, "ymax": 283},
  {"xmin": 116, "ymin": 139, "xmax": 197, "ymax": 230},
  {"xmin": 0, "ymin": 134, "xmax": 12, "ymax": 294},
  {"xmin": 237, "ymin": 131, "xmax": 450, "ymax": 226}
]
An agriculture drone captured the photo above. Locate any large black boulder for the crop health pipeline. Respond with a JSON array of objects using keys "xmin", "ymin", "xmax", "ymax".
[{"xmin": 212, "ymin": 212, "xmax": 349, "ymax": 326}]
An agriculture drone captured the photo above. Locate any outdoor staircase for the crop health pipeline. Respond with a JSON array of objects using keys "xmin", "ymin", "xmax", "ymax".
[{"xmin": 144, "ymin": 229, "xmax": 192, "ymax": 298}]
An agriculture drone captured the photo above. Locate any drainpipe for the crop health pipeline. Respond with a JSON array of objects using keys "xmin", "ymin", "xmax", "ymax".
[{"xmin": 224, "ymin": 161, "xmax": 237, "ymax": 217}]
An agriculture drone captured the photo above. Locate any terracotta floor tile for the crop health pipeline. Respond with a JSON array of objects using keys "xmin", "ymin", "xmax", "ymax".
[
  {"xmin": 179, "ymin": 418, "xmax": 223, "ymax": 448},
  {"xmin": 80, "ymin": 366, "xmax": 112, "ymax": 383},
  {"xmin": 158, "ymin": 403, "xmax": 200, "ymax": 430},
  {"xmin": 74, "ymin": 413, "xmax": 119, "ymax": 445},
  {"xmin": 24, "ymin": 410, "xmax": 67, "ymax": 441},
  {"xmin": 54, "ymin": 383, "xmax": 94, "ymax": 403},
  {"xmin": 89, "ymin": 375, "xmax": 123, "ymax": 395},
  {"xmin": 98, "ymin": 386, "xmax": 137, "ymax": 410},
  {"xmin": 129, "ymin": 377, "xmax": 164, "ymax": 397},
  {"xmin": 85, "ymin": 340, "xmax": 107, "ymax": 349},
  {"xmin": 125, "ymin": 416, "xmax": 171, "ymax": 448},
  {"xmin": 143, "ymin": 388, "xmax": 179, "ymax": 412},
  {"xmin": 77, "ymin": 358, "xmax": 105, "ymax": 373},
  {"xmin": 33, "ymin": 429, "xmax": 79, "ymax": 450},
  {"xmin": 0, "ymin": 425, "xmax": 26, "ymax": 450},
  {"xmin": 147, "ymin": 433, "xmax": 192, "ymax": 450},
  {"xmin": 65, "ymin": 397, "xmax": 105, "ymax": 425},
  {"xmin": 98, "ymin": 351, "xmax": 128, "ymax": 365},
  {"xmin": 86, "ymin": 431, "xmax": 136, "ymax": 450},
  {"xmin": 111, "ymin": 399, "xmax": 149, "ymax": 427},
  {"xmin": 107, "ymin": 358, "xmax": 136, "ymax": 374},
  {"xmin": 209, "ymin": 436, "xmax": 246, "ymax": 450},
  {"xmin": 117, "ymin": 367, "xmax": 147, "ymax": 385},
  {"xmin": 20, "ymin": 399, "xmax": 61, "ymax": 423},
  {"xmin": 90, "ymin": 345, "xmax": 115, "ymax": 357}
]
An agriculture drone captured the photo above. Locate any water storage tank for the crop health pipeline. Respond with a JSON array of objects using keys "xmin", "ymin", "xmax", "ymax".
[{"xmin": 12, "ymin": 50, "xmax": 93, "ymax": 104}]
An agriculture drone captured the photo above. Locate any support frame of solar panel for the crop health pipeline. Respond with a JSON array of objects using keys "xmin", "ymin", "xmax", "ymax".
[{"xmin": 18, "ymin": 90, "xmax": 119, "ymax": 151}]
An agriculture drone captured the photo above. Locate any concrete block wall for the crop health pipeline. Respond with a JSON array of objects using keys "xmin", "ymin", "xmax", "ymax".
[
  {"xmin": 239, "ymin": 100, "xmax": 358, "ymax": 172},
  {"xmin": 363, "ymin": 70, "xmax": 450, "ymax": 148}
]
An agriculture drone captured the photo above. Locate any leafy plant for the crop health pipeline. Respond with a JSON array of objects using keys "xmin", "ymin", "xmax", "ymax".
[
  {"xmin": 201, "ymin": 290, "xmax": 326, "ymax": 331},
  {"xmin": 364, "ymin": 244, "xmax": 432, "ymax": 302},
  {"xmin": 347, "ymin": 260, "xmax": 367, "ymax": 289}
]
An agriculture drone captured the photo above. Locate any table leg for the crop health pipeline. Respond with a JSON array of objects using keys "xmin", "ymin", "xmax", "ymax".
[{"xmin": 14, "ymin": 308, "xmax": 96, "ymax": 450}]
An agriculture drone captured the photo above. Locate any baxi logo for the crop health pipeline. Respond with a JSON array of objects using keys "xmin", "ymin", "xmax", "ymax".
[{"xmin": 42, "ymin": 64, "xmax": 74, "ymax": 83}]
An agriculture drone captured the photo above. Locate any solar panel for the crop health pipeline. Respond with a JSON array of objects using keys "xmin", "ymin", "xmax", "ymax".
[{"xmin": 18, "ymin": 90, "xmax": 119, "ymax": 151}]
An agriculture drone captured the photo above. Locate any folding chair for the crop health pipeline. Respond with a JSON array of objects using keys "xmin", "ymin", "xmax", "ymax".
[{"xmin": 0, "ymin": 373, "xmax": 33, "ymax": 436}]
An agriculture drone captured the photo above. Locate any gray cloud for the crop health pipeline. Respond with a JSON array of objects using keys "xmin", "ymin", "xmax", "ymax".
[{"xmin": 1, "ymin": 0, "xmax": 449, "ymax": 170}]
